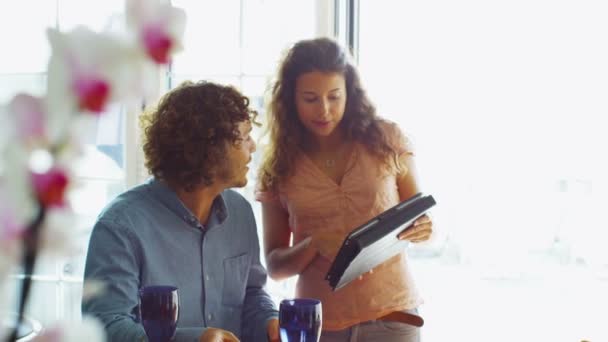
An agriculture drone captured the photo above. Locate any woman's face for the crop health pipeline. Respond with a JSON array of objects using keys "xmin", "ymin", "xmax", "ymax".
[{"xmin": 294, "ymin": 71, "xmax": 347, "ymax": 138}]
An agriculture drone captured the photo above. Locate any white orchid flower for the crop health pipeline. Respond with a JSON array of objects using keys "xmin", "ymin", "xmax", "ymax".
[
  {"xmin": 126, "ymin": 0, "xmax": 186, "ymax": 64},
  {"xmin": 46, "ymin": 27, "xmax": 141, "ymax": 144}
]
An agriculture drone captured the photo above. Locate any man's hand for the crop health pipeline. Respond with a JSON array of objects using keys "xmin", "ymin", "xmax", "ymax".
[
  {"xmin": 398, "ymin": 214, "xmax": 433, "ymax": 242},
  {"xmin": 267, "ymin": 318, "xmax": 279, "ymax": 341},
  {"xmin": 199, "ymin": 327, "xmax": 240, "ymax": 342}
]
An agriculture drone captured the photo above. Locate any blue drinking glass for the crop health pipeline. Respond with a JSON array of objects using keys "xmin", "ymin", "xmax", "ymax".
[
  {"xmin": 139, "ymin": 285, "xmax": 179, "ymax": 342},
  {"xmin": 279, "ymin": 298, "xmax": 322, "ymax": 342}
]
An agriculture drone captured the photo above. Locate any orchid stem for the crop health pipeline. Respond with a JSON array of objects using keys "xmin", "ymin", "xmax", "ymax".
[{"xmin": 7, "ymin": 204, "xmax": 45, "ymax": 342}]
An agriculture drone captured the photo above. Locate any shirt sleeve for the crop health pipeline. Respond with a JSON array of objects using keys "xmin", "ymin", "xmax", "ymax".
[
  {"xmin": 254, "ymin": 187, "xmax": 280, "ymax": 204},
  {"xmin": 385, "ymin": 121, "xmax": 415, "ymax": 157},
  {"xmin": 82, "ymin": 220, "xmax": 148, "ymax": 342},
  {"xmin": 240, "ymin": 215, "xmax": 279, "ymax": 341}
]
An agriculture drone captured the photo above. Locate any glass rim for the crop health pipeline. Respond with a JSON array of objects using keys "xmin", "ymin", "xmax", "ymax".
[
  {"xmin": 139, "ymin": 285, "xmax": 178, "ymax": 294},
  {"xmin": 280, "ymin": 298, "xmax": 321, "ymax": 306}
]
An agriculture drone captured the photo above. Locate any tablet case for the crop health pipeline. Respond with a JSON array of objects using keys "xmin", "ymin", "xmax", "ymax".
[{"xmin": 325, "ymin": 193, "xmax": 436, "ymax": 291}]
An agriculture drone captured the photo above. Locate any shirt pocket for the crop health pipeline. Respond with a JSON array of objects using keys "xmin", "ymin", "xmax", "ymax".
[{"xmin": 222, "ymin": 252, "xmax": 251, "ymax": 307}]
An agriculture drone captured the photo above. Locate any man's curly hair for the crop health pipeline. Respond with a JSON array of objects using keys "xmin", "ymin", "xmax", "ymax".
[{"xmin": 140, "ymin": 81, "xmax": 257, "ymax": 191}]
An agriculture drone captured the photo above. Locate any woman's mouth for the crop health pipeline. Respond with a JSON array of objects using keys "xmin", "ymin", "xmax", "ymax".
[{"xmin": 312, "ymin": 120, "xmax": 331, "ymax": 128}]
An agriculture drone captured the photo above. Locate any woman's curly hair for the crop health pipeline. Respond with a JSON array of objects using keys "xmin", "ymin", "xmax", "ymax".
[
  {"xmin": 257, "ymin": 37, "xmax": 399, "ymax": 191},
  {"xmin": 140, "ymin": 81, "xmax": 257, "ymax": 191}
]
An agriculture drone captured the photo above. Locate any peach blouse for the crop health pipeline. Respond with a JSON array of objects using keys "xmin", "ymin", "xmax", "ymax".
[{"xmin": 256, "ymin": 122, "xmax": 423, "ymax": 331}]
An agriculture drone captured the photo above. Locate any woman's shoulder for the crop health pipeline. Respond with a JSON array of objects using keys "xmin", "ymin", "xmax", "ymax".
[
  {"xmin": 374, "ymin": 118, "xmax": 414, "ymax": 153},
  {"xmin": 375, "ymin": 118, "xmax": 402, "ymax": 135}
]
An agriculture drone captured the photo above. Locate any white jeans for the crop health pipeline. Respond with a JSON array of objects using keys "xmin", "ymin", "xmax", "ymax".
[{"xmin": 320, "ymin": 310, "xmax": 421, "ymax": 342}]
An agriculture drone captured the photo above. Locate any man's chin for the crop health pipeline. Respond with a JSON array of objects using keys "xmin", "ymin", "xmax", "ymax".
[{"xmin": 232, "ymin": 178, "xmax": 248, "ymax": 188}]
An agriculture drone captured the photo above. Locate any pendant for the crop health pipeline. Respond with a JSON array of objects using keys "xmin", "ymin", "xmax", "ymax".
[{"xmin": 325, "ymin": 159, "xmax": 335, "ymax": 168}]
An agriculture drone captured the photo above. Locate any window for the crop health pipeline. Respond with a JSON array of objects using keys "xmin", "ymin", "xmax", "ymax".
[{"xmin": 358, "ymin": 1, "xmax": 608, "ymax": 340}]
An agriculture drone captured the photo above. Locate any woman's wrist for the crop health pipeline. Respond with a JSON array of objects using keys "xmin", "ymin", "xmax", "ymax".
[{"xmin": 268, "ymin": 237, "xmax": 317, "ymax": 279}]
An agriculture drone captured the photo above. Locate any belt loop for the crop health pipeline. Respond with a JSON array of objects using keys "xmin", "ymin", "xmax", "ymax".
[{"xmin": 350, "ymin": 323, "xmax": 359, "ymax": 342}]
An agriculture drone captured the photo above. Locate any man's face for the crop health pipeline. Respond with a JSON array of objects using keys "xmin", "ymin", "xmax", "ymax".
[{"xmin": 216, "ymin": 120, "xmax": 256, "ymax": 188}]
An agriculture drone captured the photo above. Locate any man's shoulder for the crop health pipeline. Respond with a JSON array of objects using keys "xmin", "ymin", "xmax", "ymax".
[
  {"xmin": 96, "ymin": 183, "xmax": 152, "ymax": 226},
  {"xmin": 222, "ymin": 189, "xmax": 251, "ymax": 208}
]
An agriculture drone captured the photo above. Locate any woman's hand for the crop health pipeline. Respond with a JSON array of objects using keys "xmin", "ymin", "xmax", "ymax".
[
  {"xmin": 398, "ymin": 214, "xmax": 433, "ymax": 243},
  {"xmin": 199, "ymin": 327, "xmax": 240, "ymax": 342},
  {"xmin": 263, "ymin": 202, "xmax": 318, "ymax": 280}
]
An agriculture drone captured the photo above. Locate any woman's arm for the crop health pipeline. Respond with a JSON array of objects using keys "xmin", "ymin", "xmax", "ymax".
[
  {"xmin": 262, "ymin": 201, "xmax": 317, "ymax": 280},
  {"xmin": 396, "ymin": 154, "xmax": 433, "ymax": 242}
]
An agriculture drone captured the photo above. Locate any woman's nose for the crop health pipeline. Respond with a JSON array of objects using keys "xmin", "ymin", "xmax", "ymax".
[{"xmin": 319, "ymin": 98, "xmax": 330, "ymax": 115}]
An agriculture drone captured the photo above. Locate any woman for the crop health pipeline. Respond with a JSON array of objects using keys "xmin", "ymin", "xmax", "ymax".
[{"xmin": 256, "ymin": 37, "xmax": 433, "ymax": 341}]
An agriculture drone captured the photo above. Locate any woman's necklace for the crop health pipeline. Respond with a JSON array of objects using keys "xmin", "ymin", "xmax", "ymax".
[
  {"xmin": 322, "ymin": 142, "xmax": 350, "ymax": 168},
  {"xmin": 325, "ymin": 159, "xmax": 336, "ymax": 168}
]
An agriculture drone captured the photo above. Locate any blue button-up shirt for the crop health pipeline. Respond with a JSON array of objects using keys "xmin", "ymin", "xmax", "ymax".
[{"xmin": 82, "ymin": 179, "xmax": 278, "ymax": 341}]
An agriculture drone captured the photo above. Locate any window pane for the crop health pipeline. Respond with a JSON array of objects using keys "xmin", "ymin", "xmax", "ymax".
[
  {"xmin": 170, "ymin": 0, "xmax": 241, "ymax": 75},
  {"xmin": 241, "ymin": 0, "xmax": 317, "ymax": 75},
  {"xmin": 241, "ymin": 75, "xmax": 271, "ymax": 111},
  {"xmin": 0, "ymin": 1, "xmax": 55, "ymax": 73},
  {"xmin": 359, "ymin": 1, "xmax": 608, "ymax": 341}
]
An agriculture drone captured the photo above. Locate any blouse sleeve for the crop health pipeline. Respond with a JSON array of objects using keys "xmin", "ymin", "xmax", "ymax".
[
  {"xmin": 254, "ymin": 188, "xmax": 280, "ymax": 203},
  {"xmin": 383, "ymin": 120, "xmax": 415, "ymax": 157},
  {"xmin": 254, "ymin": 179, "xmax": 282, "ymax": 204}
]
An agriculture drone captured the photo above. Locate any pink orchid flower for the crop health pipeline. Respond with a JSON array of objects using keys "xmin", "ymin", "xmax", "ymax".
[
  {"xmin": 142, "ymin": 23, "xmax": 173, "ymax": 64},
  {"xmin": 8, "ymin": 94, "xmax": 46, "ymax": 142},
  {"xmin": 72, "ymin": 75, "xmax": 111, "ymax": 113},
  {"xmin": 127, "ymin": 0, "xmax": 186, "ymax": 64},
  {"xmin": 30, "ymin": 167, "xmax": 69, "ymax": 208}
]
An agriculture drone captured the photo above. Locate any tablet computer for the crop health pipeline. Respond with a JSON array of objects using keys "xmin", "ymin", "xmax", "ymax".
[{"xmin": 325, "ymin": 193, "xmax": 436, "ymax": 291}]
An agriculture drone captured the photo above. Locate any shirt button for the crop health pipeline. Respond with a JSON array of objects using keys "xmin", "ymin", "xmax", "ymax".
[
  {"xmin": 208, "ymin": 313, "xmax": 213, "ymax": 321},
  {"xmin": 205, "ymin": 274, "xmax": 210, "ymax": 281}
]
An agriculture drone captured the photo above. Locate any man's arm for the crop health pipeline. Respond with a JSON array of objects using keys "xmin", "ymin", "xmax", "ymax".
[
  {"xmin": 240, "ymin": 220, "xmax": 279, "ymax": 342},
  {"xmin": 82, "ymin": 220, "xmax": 147, "ymax": 342}
]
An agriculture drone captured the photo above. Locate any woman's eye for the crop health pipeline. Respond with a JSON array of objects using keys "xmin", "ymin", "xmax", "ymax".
[{"xmin": 303, "ymin": 98, "xmax": 317, "ymax": 103}]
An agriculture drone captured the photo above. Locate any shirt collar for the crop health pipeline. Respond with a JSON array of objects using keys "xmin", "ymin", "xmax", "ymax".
[{"xmin": 146, "ymin": 178, "xmax": 228, "ymax": 229}]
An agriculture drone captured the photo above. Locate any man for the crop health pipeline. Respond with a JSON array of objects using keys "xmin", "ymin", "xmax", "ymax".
[{"xmin": 82, "ymin": 81, "xmax": 279, "ymax": 342}]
